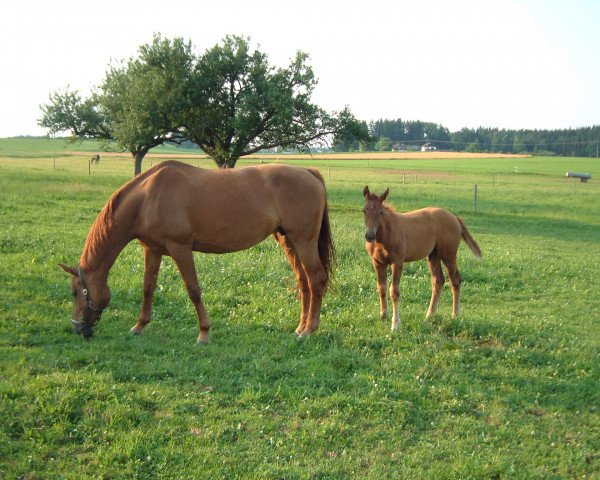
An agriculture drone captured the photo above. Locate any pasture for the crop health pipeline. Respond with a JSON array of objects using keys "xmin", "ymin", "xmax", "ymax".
[{"xmin": 1, "ymin": 142, "xmax": 599, "ymax": 479}]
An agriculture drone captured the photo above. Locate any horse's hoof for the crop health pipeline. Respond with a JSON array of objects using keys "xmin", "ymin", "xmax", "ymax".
[
  {"xmin": 196, "ymin": 338, "xmax": 209, "ymax": 345},
  {"xmin": 129, "ymin": 327, "xmax": 142, "ymax": 335}
]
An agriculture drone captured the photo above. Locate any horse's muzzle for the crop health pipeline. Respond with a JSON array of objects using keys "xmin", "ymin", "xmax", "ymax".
[
  {"xmin": 365, "ymin": 230, "xmax": 376, "ymax": 242},
  {"xmin": 71, "ymin": 319, "xmax": 93, "ymax": 339}
]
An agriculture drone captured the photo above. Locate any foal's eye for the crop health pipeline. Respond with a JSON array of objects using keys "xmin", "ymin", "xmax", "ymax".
[
  {"xmin": 72, "ymin": 291, "xmax": 77, "ymax": 298},
  {"xmin": 379, "ymin": 210, "xmax": 384, "ymax": 215}
]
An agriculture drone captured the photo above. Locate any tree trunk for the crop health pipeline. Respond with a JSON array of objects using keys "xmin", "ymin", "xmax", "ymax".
[{"xmin": 132, "ymin": 149, "xmax": 149, "ymax": 176}]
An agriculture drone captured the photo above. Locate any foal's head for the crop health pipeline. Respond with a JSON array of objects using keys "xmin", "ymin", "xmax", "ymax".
[
  {"xmin": 363, "ymin": 186, "xmax": 389, "ymax": 242},
  {"xmin": 59, "ymin": 264, "xmax": 109, "ymax": 339}
]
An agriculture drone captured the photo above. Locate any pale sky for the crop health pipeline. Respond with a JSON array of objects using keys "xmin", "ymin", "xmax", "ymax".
[{"xmin": 1, "ymin": 0, "xmax": 598, "ymax": 138}]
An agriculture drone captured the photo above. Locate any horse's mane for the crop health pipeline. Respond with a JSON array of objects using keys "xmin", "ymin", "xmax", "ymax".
[
  {"xmin": 80, "ymin": 163, "xmax": 167, "ymax": 269},
  {"xmin": 383, "ymin": 202, "xmax": 397, "ymax": 213}
]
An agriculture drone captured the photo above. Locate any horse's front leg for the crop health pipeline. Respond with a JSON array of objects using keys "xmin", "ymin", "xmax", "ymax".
[
  {"xmin": 166, "ymin": 242, "xmax": 211, "ymax": 344},
  {"xmin": 372, "ymin": 259, "xmax": 389, "ymax": 321},
  {"xmin": 130, "ymin": 247, "xmax": 162, "ymax": 335},
  {"xmin": 390, "ymin": 262, "xmax": 404, "ymax": 331}
]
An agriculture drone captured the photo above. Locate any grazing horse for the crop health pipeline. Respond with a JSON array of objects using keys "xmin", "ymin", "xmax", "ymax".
[
  {"xmin": 363, "ymin": 186, "xmax": 481, "ymax": 331},
  {"xmin": 59, "ymin": 160, "xmax": 334, "ymax": 342},
  {"xmin": 91, "ymin": 154, "xmax": 100, "ymax": 164}
]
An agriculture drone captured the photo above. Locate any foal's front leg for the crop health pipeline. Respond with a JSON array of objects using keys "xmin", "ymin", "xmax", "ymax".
[
  {"xmin": 372, "ymin": 260, "xmax": 388, "ymax": 320},
  {"xmin": 390, "ymin": 262, "xmax": 404, "ymax": 331},
  {"xmin": 130, "ymin": 247, "xmax": 162, "ymax": 335}
]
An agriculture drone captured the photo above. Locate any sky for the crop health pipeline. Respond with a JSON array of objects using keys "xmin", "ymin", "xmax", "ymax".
[{"xmin": 1, "ymin": 0, "xmax": 599, "ymax": 138}]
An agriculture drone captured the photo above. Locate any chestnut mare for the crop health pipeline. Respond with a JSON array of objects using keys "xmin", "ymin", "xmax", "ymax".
[
  {"xmin": 60, "ymin": 160, "xmax": 334, "ymax": 342},
  {"xmin": 363, "ymin": 186, "xmax": 481, "ymax": 331}
]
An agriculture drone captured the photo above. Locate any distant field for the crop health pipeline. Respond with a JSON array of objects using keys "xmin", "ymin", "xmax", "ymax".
[
  {"xmin": 1, "ymin": 145, "xmax": 599, "ymax": 479},
  {"xmin": 0, "ymin": 137, "xmax": 530, "ymax": 161}
]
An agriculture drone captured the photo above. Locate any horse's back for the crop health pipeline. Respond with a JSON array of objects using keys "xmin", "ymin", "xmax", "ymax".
[
  {"xmin": 398, "ymin": 207, "xmax": 461, "ymax": 261},
  {"xmin": 134, "ymin": 161, "xmax": 326, "ymax": 253}
]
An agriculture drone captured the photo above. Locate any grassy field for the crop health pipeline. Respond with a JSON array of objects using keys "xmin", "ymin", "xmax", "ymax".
[{"xmin": 1, "ymin": 140, "xmax": 599, "ymax": 479}]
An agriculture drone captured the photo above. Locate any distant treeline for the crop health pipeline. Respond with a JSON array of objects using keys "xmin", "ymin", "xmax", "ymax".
[{"xmin": 335, "ymin": 119, "xmax": 600, "ymax": 157}]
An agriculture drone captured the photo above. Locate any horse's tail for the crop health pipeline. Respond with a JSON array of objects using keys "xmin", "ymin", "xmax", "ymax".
[
  {"xmin": 308, "ymin": 169, "xmax": 335, "ymax": 290},
  {"xmin": 456, "ymin": 216, "xmax": 482, "ymax": 258}
]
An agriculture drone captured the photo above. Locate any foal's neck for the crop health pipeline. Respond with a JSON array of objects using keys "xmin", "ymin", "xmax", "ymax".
[{"xmin": 376, "ymin": 207, "xmax": 394, "ymax": 243}]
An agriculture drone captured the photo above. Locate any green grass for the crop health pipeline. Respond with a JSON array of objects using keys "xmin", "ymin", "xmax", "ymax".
[
  {"xmin": 0, "ymin": 137, "xmax": 200, "ymax": 159},
  {"xmin": 1, "ymin": 144, "xmax": 599, "ymax": 479}
]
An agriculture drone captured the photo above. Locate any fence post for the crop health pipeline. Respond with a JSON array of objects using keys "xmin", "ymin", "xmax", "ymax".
[{"xmin": 474, "ymin": 184, "xmax": 478, "ymax": 213}]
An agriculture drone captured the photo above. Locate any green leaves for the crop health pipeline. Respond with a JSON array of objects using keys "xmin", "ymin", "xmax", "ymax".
[{"xmin": 39, "ymin": 34, "xmax": 369, "ymax": 172}]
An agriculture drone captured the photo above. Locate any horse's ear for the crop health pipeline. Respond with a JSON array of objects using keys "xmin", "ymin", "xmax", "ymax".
[
  {"xmin": 59, "ymin": 263, "xmax": 78, "ymax": 277},
  {"xmin": 363, "ymin": 185, "xmax": 370, "ymax": 198},
  {"xmin": 380, "ymin": 188, "xmax": 389, "ymax": 202}
]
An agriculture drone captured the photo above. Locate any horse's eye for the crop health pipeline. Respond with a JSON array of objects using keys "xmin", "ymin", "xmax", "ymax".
[
  {"xmin": 72, "ymin": 291, "xmax": 77, "ymax": 298},
  {"xmin": 379, "ymin": 210, "xmax": 383, "ymax": 215}
]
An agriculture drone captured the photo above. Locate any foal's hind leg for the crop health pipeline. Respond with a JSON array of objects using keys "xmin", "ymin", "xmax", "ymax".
[
  {"xmin": 274, "ymin": 232, "xmax": 310, "ymax": 335},
  {"xmin": 166, "ymin": 242, "xmax": 211, "ymax": 343},
  {"xmin": 426, "ymin": 255, "xmax": 445, "ymax": 318},
  {"xmin": 442, "ymin": 256, "xmax": 462, "ymax": 317},
  {"xmin": 130, "ymin": 247, "xmax": 162, "ymax": 335}
]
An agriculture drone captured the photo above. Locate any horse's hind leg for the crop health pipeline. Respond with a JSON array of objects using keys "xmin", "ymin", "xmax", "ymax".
[
  {"xmin": 426, "ymin": 254, "xmax": 445, "ymax": 318},
  {"xmin": 442, "ymin": 256, "xmax": 462, "ymax": 317},
  {"xmin": 293, "ymin": 241, "xmax": 327, "ymax": 338},
  {"xmin": 274, "ymin": 232, "xmax": 310, "ymax": 335},
  {"xmin": 130, "ymin": 247, "xmax": 162, "ymax": 335},
  {"xmin": 166, "ymin": 242, "xmax": 211, "ymax": 343}
]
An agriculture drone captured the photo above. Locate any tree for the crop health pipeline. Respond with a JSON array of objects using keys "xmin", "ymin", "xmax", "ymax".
[
  {"xmin": 183, "ymin": 35, "xmax": 366, "ymax": 168},
  {"xmin": 375, "ymin": 136, "xmax": 392, "ymax": 151},
  {"xmin": 100, "ymin": 35, "xmax": 195, "ymax": 175},
  {"xmin": 40, "ymin": 34, "xmax": 368, "ymax": 173},
  {"xmin": 39, "ymin": 35, "xmax": 195, "ymax": 176},
  {"xmin": 38, "ymin": 88, "xmax": 111, "ymax": 143}
]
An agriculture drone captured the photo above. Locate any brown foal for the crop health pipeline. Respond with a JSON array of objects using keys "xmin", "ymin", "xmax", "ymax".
[{"xmin": 363, "ymin": 186, "xmax": 481, "ymax": 331}]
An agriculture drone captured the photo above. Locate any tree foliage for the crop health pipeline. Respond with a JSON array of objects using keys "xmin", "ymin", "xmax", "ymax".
[
  {"xmin": 367, "ymin": 119, "xmax": 600, "ymax": 157},
  {"xmin": 39, "ymin": 34, "xmax": 367, "ymax": 173}
]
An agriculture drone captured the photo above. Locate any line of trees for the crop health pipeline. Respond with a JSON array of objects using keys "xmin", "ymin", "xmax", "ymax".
[
  {"xmin": 334, "ymin": 119, "xmax": 600, "ymax": 157},
  {"xmin": 450, "ymin": 126, "xmax": 600, "ymax": 157}
]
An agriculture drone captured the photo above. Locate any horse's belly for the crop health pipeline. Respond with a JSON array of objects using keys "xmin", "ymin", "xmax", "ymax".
[{"xmin": 192, "ymin": 232, "xmax": 272, "ymax": 254}]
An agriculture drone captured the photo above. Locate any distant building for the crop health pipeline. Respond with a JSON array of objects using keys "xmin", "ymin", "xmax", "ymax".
[
  {"xmin": 421, "ymin": 142, "xmax": 437, "ymax": 152},
  {"xmin": 392, "ymin": 143, "xmax": 421, "ymax": 152}
]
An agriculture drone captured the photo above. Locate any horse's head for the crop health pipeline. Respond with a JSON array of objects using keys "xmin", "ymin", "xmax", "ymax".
[
  {"xmin": 363, "ymin": 186, "xmax": 389, "ymax": 242},
  {"xmin": 59, "ymin": 264, "xmax": 110, "ymax": 339}
]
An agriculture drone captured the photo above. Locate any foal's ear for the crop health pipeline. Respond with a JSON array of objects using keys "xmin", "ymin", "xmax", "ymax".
[
  {"xmin": 379, "ymin": 188, "xmax": 390, "ymax": 202},
  {"xmin": 363, "ymin": 185, "xmax": 370, "ymax": 198},
  {"xmin": 59, "ymin": 263, "xmax": 78, "ymax": 277}
]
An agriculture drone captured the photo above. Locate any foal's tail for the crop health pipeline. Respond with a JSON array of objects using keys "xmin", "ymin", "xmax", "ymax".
[
  {"xmin": 456, "ymin": 216, "xmax": 482, "ymax": 258},
  {"xmin": 309, "ymin": 169, "xmax": 335, "ymax": 290}
]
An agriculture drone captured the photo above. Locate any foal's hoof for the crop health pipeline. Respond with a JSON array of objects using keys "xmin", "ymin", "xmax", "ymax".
[
  {"xmin": 129, "ymin": 326, "xmax": 143, "ymax": 335},
  {"xmin": 296, "ymin": 330, "xmax": 312, "ymax": 340},
  {"xmin": 195, "ymin": 339, "xmax": 209, "ymax": 346}
]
